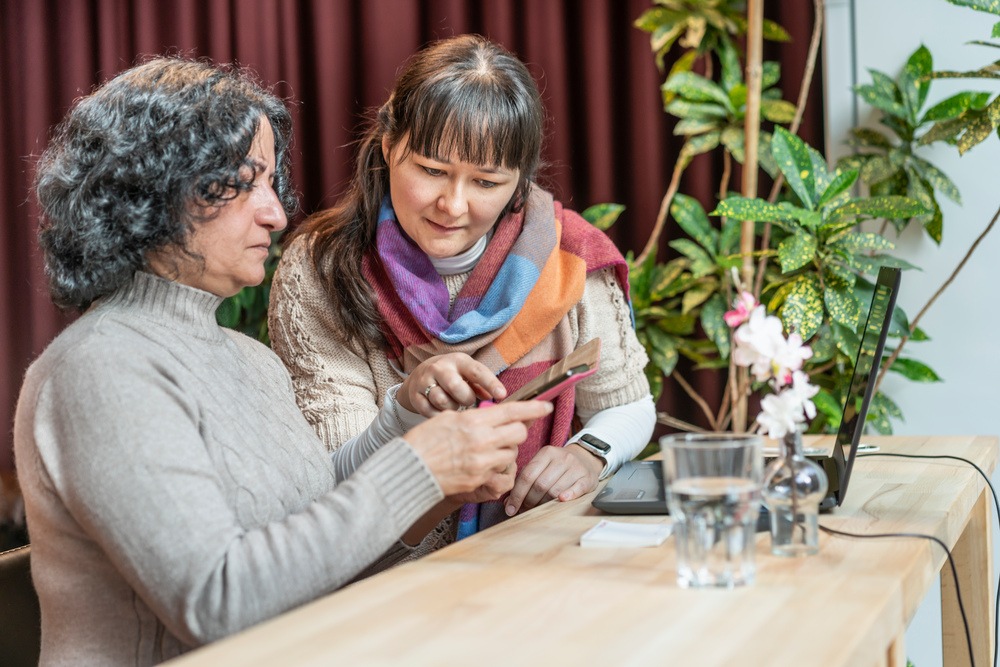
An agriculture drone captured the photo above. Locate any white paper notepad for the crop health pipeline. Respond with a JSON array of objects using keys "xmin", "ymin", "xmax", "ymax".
[{"xmin": 580, "ymin": 519, "xmax": 673, "ymax": 548}]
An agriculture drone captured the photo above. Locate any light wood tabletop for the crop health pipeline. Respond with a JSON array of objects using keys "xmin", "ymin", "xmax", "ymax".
[{"xmin": 167, "ymin": 434, "xmax": 998, "ymax": 667}]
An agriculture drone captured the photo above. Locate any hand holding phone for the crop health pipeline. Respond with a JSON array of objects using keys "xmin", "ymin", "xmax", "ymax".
[{"xmin": 479, "ymin": 339, "xmax": 600, "ymax": 407}]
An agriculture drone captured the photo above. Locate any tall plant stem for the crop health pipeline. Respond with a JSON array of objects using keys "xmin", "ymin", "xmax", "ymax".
[
  {"xmin": 636, "ymin": 152, "xmax": 687, "ymax": 267},
  {"xmin": 875, "ymin": 202, "xmax": 1000, "ymax": 393},
  {"xmin": 672, "ymin": 370, "xmax": 721, "ymax": 430},
  {"xmin": 657, "ymin": 412, "xmax": 709, "ymax": 433},
  {"xmin": 753, "ymin": 0, "xmax": 826, "ymax": 297}
]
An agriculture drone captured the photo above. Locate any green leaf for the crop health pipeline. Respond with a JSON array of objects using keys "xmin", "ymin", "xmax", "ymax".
[
  {"xmin": 817, "ymin": 169, "xmax": 859, "ymax": 209},
  {"xmin": 944, "ymin": 0, "xmax": 1000, "ymax": 16},
  {"xmin": 663, "ymin": 51, "xmax": 699, "ymax": 99},
  {"xmin": 580, "ymin": 203, "xmax": 625, "ymax": 231},
  {"xmin": 866, "ymin": 404, "xmax": 894, "ymax": 435},
  {"xmin": 700, "ymin": 293, "xmax": 730, "ymax": 359},
  {"xmin": 720, "ymin": 126, "xmax": 745, "ymax": 163},
  {"xmin": 831, "ymin": 232, "xmax": 895, "ymax": 254},
  {"xmin": 760, "ymin": 98, "xmax": 797, "ymax": 124},
  {"xmin": 957, "ymin": 94, "xmax": 1000, "ymax": 154},
  {"xmin": 899, "ymin": 45, "xmax": 933, "ymax": 123},
  {"xmin": 870, "ymin": 70, "xmax": 902, "ymax": 106},
  {"xmin": 832, "ymin": 321, "xmax": 862, "ymax": 360},
  {"xmin": 920, "ymin": 115, "xmax": 971, "ymax": 145},
  {"xmin": 824, "ymin": 279, "xmax": 862, "ymax": 329},
  {"xmin": 761, "ymin": 19, "xmax": 792, "ymax": 42},
  {"xmin": 679, "ymin": 131, "xmax": 721, "ymax": 165},
  {"xmin": 719, "ymin": 216, "xmax": 741, "ymax": 255},
  {"xmin": 761, "ymin": 61, "xmax": 781, "ymax": 90},
  {"xmin": 889, "ymin": 357, "xmax": 943, "ymax": 382},
  {"xmin": 994, "ymin": 19, "xmax": 1000, "ymax": 37},
  {"xmin": 646, "ymin": 327, "xmax": 679, "ymax": 377},
  {"xmin": 855, "ymin": 82, "xmax": 907, "ymax": 118},
  {"xmin": 903, "ymin": 171, "xmax": 943, "ymax": 243},
  {"xmin": 920, "ymin": 91, "xmax": 992, "ymax": 123},
  {"xmin": 657, "ymin": 313, "xmax": 697, "ymax": 336},
  {"xmin": 859, "ymin": 155, "xmax": 900, "ymax": 186},
  {"xmin": 663, "ymin": 72, "xmax": 733, "ymax": 110},
  {"xmin": 718, "ymin": 34, "xmax": 742, "ymax": 93},
  {"xmin": 847, "ymin": 127, "xmax": 893, "ymax": 148},
  {"xmin": 757, "ymin": 132, "xmax": 780, "ymax": 178},
  {"xmin": 777, "ymin": 231, "xmax": 818, "ymax": 273},
  {"xmin": 873, "ymin": 391, "xmax": 904, "ymax": 420},
  {"xmin": 680, "ymin": 278, "xmax": 717, "ymax": 314},
  {"xmin": 813, "ymin": 390, "xmax": 845, "ymax": 424},
  {"xmin": 671, "ymin": 193, "xmax": 719, "ymax": 255},
  {"xmin": 712, "ymin": 197, "xmax": 798, "ymax": 222},
  {"xmin": 771, "ymin": 126, "xmax": 817, "ymax": 209},
  {"xmin": 649, "ymin": 258, "xmax": 689, "ymax": 301},
  {"xmin": 779, "ymin": 274, "xmax": 824, "ymax": 339},
  {"xmin": 908, "ymin": 155, "xmax": 961, "ymax": 204},
  {"xmin": 827, "ymin": 196, "xmax": 929, "ymax": 223},
  {"xmin": 847, "ymin": 252, "xmax": 920, "ymax": 274},
  {"xmin": 665, "ymin": 99, "xmax": 730, "ymax": 120},
  {"xmin": 669, "ymin": 239, "xmax": 716, "ymax": 277},
  {"xmin": 674, "ymin": 118, "xmax": 722, "ymax": 136}
]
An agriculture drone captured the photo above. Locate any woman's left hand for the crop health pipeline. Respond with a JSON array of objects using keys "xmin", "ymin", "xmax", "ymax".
[{"xmin": 502, "ymin": 444, "xmax": 603, "ymax": 516}]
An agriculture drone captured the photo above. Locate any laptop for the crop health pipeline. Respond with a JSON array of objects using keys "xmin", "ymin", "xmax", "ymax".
[{"xmin": 592, "ymin": 266, "xmax": 902, "ymax": 516}]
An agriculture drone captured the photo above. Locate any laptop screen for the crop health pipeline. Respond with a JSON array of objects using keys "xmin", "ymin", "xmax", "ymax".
[{"xmin": 831, "ymin": 266, "xmax": 901, "ymax": 505}]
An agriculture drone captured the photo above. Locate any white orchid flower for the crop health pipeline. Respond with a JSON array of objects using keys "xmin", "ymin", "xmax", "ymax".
[{"xmin": 732, "ymin": 306, "xmax": 786, "ymax": 382}]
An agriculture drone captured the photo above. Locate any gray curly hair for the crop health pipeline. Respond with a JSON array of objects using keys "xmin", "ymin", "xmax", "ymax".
[{"xmin": 34, "ymin": 56, "xmax": 298, "ymax": 310}]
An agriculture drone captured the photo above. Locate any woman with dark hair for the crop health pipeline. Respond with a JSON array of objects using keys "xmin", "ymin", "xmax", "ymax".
[
  {"xmin": 270, "ymin": 35, "xmax": 655, "ymax": 548},
  {"xmin": 14, "ymin": 56, "xmax": 550, "ymax": 666}
]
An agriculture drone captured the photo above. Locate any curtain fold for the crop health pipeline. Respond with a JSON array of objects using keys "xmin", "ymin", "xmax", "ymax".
[{"xmin": 0, "ymin": 0, "xmax": 822, "ymax": 472}]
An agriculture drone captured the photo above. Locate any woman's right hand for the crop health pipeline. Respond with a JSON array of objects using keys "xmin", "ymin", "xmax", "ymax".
[
  {"xmin": 398, "ymin": 353, "xmax": 507, "ymax": 416},
  {"xmin": 404, "ymin": 400, "xmax": 552, "ymax": 497}
]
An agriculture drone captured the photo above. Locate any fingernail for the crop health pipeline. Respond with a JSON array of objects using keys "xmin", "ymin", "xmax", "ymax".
[{"xmin": 505, "ymin": 504, "xmax": 516, "ymax": 516}]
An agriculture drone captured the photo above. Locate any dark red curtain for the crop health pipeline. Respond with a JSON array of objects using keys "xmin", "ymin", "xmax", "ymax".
[{"xmin": 0, "ymin": 0, "xmax": 823, "ymax": 474}]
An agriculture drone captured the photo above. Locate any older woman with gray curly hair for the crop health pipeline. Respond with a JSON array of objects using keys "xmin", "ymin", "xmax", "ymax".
[{"xmin": 13, "ymin": 57, "xmax": 550, "ymax": 667}]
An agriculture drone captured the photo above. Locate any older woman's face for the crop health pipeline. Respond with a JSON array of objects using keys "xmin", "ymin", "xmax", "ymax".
[{"xmin": 149, "ymin": 117, "xmax": 287, "ymax": 297}]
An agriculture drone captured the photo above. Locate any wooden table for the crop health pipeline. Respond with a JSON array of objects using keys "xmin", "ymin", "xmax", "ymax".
[{"xmin": 168, "ymin": 435, "xmax": 997, "ymax": 667}]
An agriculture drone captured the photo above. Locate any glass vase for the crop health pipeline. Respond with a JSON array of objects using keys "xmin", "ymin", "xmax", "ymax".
[{"xmin": 761, "ymin": 428, "xmax": 828, "ymax": 556}]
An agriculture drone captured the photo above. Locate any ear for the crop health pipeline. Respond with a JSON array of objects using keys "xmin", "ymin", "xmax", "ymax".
[{"xmin": 381, "ymin": 135, "xmax": 391, "ymax": 164}]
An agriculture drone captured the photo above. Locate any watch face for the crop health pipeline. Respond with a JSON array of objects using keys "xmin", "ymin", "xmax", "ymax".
[{"xmin": 580, "ymin": 434, "xmax": 611, "ymax": 454}]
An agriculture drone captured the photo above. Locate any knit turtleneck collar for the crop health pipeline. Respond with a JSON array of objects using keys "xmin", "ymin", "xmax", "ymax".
[
  {"xmin": 101, "ymin": 272, "xmax": 227, "ymax": 341},
  {"xmin": 428, "ymin": 230, "xmax": 490, "ymax": 276}
]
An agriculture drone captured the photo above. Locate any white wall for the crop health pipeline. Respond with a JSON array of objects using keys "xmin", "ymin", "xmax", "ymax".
[{"xmin": 824, "ymin": 1, "xmax": 1000, "ymax": 665}]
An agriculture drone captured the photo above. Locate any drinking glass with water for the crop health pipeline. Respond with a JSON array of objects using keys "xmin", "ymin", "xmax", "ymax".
[{"xmin": 660, "ymin": 434, "xmax": 764, "ymax": 589}]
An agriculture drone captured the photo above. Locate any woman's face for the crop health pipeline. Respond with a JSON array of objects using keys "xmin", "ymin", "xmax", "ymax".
[
  {"xmin": 149, "ymin": 117, "xmax": 287, "ymax": 297},
  {"xmin": 382, "ymin": 134, "xmax": 520, "ymax": 259}
]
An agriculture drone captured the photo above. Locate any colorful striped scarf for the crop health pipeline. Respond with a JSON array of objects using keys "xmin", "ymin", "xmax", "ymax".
[{"xmin": 362, "ymin": 185, "xmax": 629, "ymax": 537}]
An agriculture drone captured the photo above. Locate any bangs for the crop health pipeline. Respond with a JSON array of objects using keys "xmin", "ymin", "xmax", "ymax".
[{"xmin": 403, "ymin": 75, "xmax": 539, "ymax": 171}]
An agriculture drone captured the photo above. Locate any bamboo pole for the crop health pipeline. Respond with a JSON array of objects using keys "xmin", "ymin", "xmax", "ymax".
[
  {"xmin": 731, "ymin": 0, "xmax": 764, "ymax": 433},
  {"xmin": 741, "ymin": 0, "xmax": 763, "ymax": 290}
]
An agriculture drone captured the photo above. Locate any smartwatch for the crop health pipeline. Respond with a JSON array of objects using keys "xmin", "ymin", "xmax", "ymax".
[{"xmin": 571, "ymin": 434, "xmax": 613, "ymax": 480}]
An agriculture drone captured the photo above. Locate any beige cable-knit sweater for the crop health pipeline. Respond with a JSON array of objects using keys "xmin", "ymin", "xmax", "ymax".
[
  {"xmin": 14, "ymin": 272, "xmax": 442, "ymax": 666},
  {"xmin": 269, "ymin": 236, "xmax": 651, "ymax": 547}
]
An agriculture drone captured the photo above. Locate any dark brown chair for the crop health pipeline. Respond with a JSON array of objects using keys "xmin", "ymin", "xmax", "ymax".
[{"xmin": 0, "ymin": 544, "xmax": 41, "ymax": 667}]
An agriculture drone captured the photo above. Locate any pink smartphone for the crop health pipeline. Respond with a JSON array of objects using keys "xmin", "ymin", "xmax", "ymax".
[{"xmin": 479, "ymin": 363, "xmax": 596, "ymax": 407}]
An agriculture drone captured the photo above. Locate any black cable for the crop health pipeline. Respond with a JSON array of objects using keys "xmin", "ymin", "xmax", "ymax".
[
  {"xmin": 857, "ymin": 451, "xmax": 1000, "ymax": 667},
  {"xmin": 818, "ymin": 524, "xmax": 975, "ymax": 667}
]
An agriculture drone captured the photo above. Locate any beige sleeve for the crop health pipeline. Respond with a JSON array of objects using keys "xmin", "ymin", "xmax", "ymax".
[
  {"xmin": 268, "ymin": 237, "xmax": 395, "ymax": 451},
  {"xmin": 574, "ymin": 267, "xmax": 651, "ymax": 414}
]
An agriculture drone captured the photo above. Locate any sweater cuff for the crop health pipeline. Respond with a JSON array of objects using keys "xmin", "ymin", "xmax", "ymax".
[{"xmin": 362, "ymin": 438, "xmax": 443, "ymax": 531}]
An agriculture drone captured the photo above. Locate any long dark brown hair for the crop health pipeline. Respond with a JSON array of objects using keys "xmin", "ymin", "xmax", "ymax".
[{"xmin": 292, "ymin": 34, "xmax": 544, "ymax": 348}]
